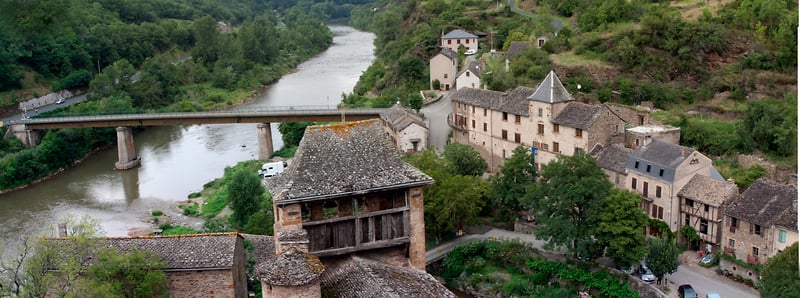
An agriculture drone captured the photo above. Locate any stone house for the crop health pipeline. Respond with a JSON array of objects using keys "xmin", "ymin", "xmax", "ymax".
[
  {"xmin": 379, "ymin": 104, "xmax": 428, "ymax": 152},
  {"xmin": 429, "ymin": 48, "xmax": 458, "ymax": 90},
  {"xmin": 259, "ymin": 119, "xmax": 453, "ymax": 297},
  {"xmin": 450, "ymin": 71, "xmax": 626, "ymax": 172},
  {"xmin": 456, "ymin": 61, "xmax": 481, "ymax": 90},
  {"xmin": 676, "ymin": 175, "xmax": 738, "ymax": 247},
  {"xmin": 592, "ymin": 143, "xmax": 633, "ymax": 188},
  {"xmin": 624, "ymin": 140, "xmax": 724, "ymax": 233},
  {"xmin": 721, "ymin": 178, "xmax": 797, "ymax": 265},
  {"xmin": 440, "ymin": 29, "xmax": 478, "ymax": 52},
  {"xmin": 98, "ymin": 233, "xmax": 247, "ymax": 298}
]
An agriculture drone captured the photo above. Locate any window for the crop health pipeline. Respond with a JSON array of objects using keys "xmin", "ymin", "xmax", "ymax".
[
  {"xmin": 447, "ymin": 40, "xmax": 452, "ymax": 45},
  {"xmin": 466, "ymin": 71, "xmax": 470, "ymax": 77},
  {"xmin": 502, "ymin": 149, "xmax": 506, "ymax": 158},
  {"xmin": 700, "ymin": 219, "xmax": 708, "ymax": 234},
  {"xmin": 728, "ymin": 239, "xmax": 735, "ymax": 250},
  {"xmin": 537, "ymin": 124, "xmax": 544, "ymax": 135},
  {"xmin": 704, "ymin": 204, "xmax": 709, "ymax": 212},
  {"xmin": 659, "ymin": 169, "xmax": 664, "ymax": 176},
  {"xmin": 574, "ymin": 147, "xmax": 584, "ymax": 154},
  {"xmin": 553, "ymin": 142, "xmax": 559, "ymax": 153},
  {"xmin": 466, "ymin": 39, "xmax": 470, "ymax": 44},
  {"xmin": 444, "ymin": 73, "xmax": 447, "ymax": 78},
  {"xmin": 779, "ymin": 230, "xmax": 787, "ymax": 243},
  {"xmin": 752, "ymin": 247, "xmax": 759, "ymax": 256},
  {"xmin": 658, "ymin": 206, "xmax": 663, "ymax": 220},
  {"xmin": 471, "ymin": 120, "xmax": 475, "ymax": 128},
  {"xmin": 514, "ymin": 133, "xmax": 521, "ymax": 143},
  {"xmin": 542, "ymin": 144, "xmax": 549, "ymax": 151},
  {"xmin": 631, "ymin": 178, "xmax": 637, "ymax": 190},
  {"xmin": 502, "ymin": 130, "xmax": 508, "ymax": 140},
  {"xmin": 553, "ymin": 124, "xmax": 560, "ymax": 133},
  {"xmin": 750, "ymin": 224, "xmax": 761, "ymax": 236},
  {"xmin": 685, "ymin": 215, "xmax": 690, "ymax": 226},
  {"xmin": 484, "ymin": 109, "xmax": 487, "ymax": 116},
  {"xmin": 651, "ymin": 205, "xmax": 657, "ymax": 218},
  {"xmin": 538, "ymin": 108, "xmax": 543, "ymax": 117},
  {"xmin": 515, "ymin": 115, "xmax": 521, "ymax": 124},
  {"xmin": 731, "ymin": 217, "xmax": 738, "ymax": 228},
  {"xmin": 457, "ymin": 39, "xmax": 461, "ymax": 44},
  {"xmin": 503, "ymin": 112, "xmax": 508, "ymax": 121},
  {"xmin": 483, "ymin": 123, "xmax": 487, "ymax": 132},
  {"xmin": 635, "ymin": 161, "xmax": 639, "ymax": 169},
  {"xmin": 656, "ymin": 186, "xmax": 661, "ymax": 198},
  {"xmin": 686, "ymin": 199, "xmax": 694, "ymax": 208},
  {"xmin": 643, "ymin": 182, "xmax": 649, "ymax": 197},
  {"xmin": 575, "ymin": 128, "xmax": 583, "ymax": 137},
  {"xmin": 646, "ymin": 165, "xmax": 651, "ymax": 172},
  {"xmin": 472, "ymin": 106, "xmax": 475, "ymax": 113}
]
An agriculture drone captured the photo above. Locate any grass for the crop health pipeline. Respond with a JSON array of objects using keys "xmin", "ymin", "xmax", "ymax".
[
  {"xmin": 272, "ymin": 145, "xmax": 297, "ymax": 158},
  {"xmin": 550, "ymin": 51, "xmax": 614, "ymax": 69},
  {"xmin": 201, "ymin": 187, "xmax": 229, "ymax": 218},
  {"xmin": 151, "ymin": 210, "xmax": 164, "ymax": 216},
  {"xmin": 157, "ymin": 223, "xmax": 201, "ymax": 236}
]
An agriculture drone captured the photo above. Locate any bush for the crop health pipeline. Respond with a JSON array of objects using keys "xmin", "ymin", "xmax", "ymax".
[
  {"xmin": 151, "ymin": 210, "xmax": 164, "ymax": 216},
  {"xmin": 56, "ymin": 69, "xmax": 92, "ymax": 91}
]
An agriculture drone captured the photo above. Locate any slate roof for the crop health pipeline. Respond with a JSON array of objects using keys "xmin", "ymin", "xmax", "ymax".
[
  {"xmin": 594, "ymin": 144, "xmax": 633, "ymax": 174},
  {"xmin": 380, "ymin": 104, "xmax": 427, "ymax": 131},
  {"xmin": 677, "ymin": 174, "xmax": 738, "ymax": 207},
  {"xmin": 255, "ymin": 247, "xmax": 325, "ymax": 286},
  {"xmin": 102, "ymin": 233, "xmax": 241, "ymax": 270},
  {"xmin": 724, "ymin": 178, "xmax": 797, "ymax": 229},
  {"xmin": 319, "ymin": 255, "xmax": 455, "ymax": 298},
  {"xmin": 506, "ymin": 41, "xmax": 529, "ymax": 60},
  {"xmin": 625, "ymin": 140, "xmax": 701, "ymax": 183},
  {"xmin": 528, "ymin": 71, "xmax": 573, "ymax": 103},
  {"xmin": 442, "ymin": 29, "xmax": 477, "ymax": 39},
  {"xmin": 552, "ymin": 102, "xmax": 602, "ymax": 130},
  {"xmin": 436, "ymin": 48, "xmax": 458, "ymax": 61},
  {"xmin": 240, "ymin": 234, "xmax": 276, "ymax": 265},
  {"xmin": 265, "ymin": 119, "xmax": 433, "ymax": 203},
  {"xmin": 457, "ymin": 61, "xmax": 482, "ymax": 79},
  {"xmin": 450, "ymin": 86, "xmax": 536, "ymax": 116}
]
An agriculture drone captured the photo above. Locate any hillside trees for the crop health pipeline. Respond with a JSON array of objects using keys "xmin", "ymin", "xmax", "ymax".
[
  {"xmin": 227, "ymin": 167, "xmax": 266, "ymax": 228},
  {"xmin": 443, "ymin": 143, "xmax": 488, "ymax": 176},
  {"xmin": 760, "ymin": 242, "xmax": 800, "ymax": 298}
]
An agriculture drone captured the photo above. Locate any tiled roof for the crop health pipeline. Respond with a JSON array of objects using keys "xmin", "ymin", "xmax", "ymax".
[
  {"xmin": 725, "ymin": 178, "xmax": 797, "ymax": 229},
  {"xmin": 528, "ymin": 71, "xmax": 573, "ymax": 103},
  {"xmin": 457, "ymin": 61, "xmax": 481, "ymax": 79},
  {"xmin": 626, "ymin": 140, "xmax": 698, "ymax": 183},
  {"xmin": 101, "ymin": 233, "xmax": 241, "ymax": 270},
  {"xmin": 437, "ymin": 48, "xmax": 458, "ymax": 61},
  {"xmin": 265, "ymin": 119, "xmax": 433, "ymax": 203},
  {"xmin": 677, "ymin": 174, "xmax": 738, "ymax": 207},
  {"xmin": 319, "ymin": 256, "xmax": 455, "ymax": 298},
  {"xmin": 451, "ymin": 86, "xmax": 535, "ymax": 116},
  {"xmin": 255, "ymin": 247, "xmax": 325, "ymax": 286},
  {"xmin": 442, "ymin": 29, "xmax": 477, "ymax": 39},
  {"xmin": 506, "ymin": 41, "xmax": 529, "ymax": 60},
  {"xmin": 241, "ymin": 234, "xmax": 276, "ymax": 264},
  {"xmin": 552, "ymin": 102, "xmax": 602, "ymax": 130},
  {"xmin": 380, "ymin": 104, "xmax": 427, "ymax": 131},
  {"xmin": 594, "ymin": 144, "xmax": 633, "ymax": 174}
]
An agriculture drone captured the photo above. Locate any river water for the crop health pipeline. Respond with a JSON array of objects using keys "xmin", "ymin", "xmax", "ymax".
[{"xmin": 0, "ymin": 26, "xmax": 375, "ymax": 255}]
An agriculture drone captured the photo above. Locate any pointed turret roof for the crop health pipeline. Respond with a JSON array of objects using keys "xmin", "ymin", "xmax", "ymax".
[{"xmin": 527, "ymin": 71, "xmax": 573, "ymax": 103}]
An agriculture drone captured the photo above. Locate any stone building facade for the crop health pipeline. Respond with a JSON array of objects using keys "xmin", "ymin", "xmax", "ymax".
[
  {"xmin": 676, "ymin": 175, "xmax": 738, "ymax": 246},
  {"xmin": 429, "ymin": 48, "xmax": 458, "ymax": 90},
  {"xmin": 379, "ymin": 104, "xmax": 428, "ymax": 153},
  {"xmin": 440, "ymin": 29, "xmax": 478, "ymax": 52}
]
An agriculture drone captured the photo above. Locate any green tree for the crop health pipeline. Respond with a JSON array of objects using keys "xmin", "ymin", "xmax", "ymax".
[
  {"xmin": 82, "ymin": 248, "xmax": 168, "ymax": 298},
  {"xmin": 427, "ymin": 175, "xmax": 488, "ymax": 234},
  {"xmin": 490, "ymin": 146, "xmax": 535, "ymax": 213},
  {"xmin": 405, "ymin": 93, "xmax": 423, "ymax": 112},
  {"xmin": 443, "ymin": 143, "xmax": 487, "ymax": 176},
  {"xmin": 278, "ymin": 122, "xmax": 313, "ymax": 148},
  {"xmin": 738, "ymin": 98, "xmax": 797, "ymax": 157},
  {"xmin": 679, "ymin": 225, "xmax": 701, "ymax": 250},
  {"xmin": 192, "ymin": 16, "xmax": 222, "ymax": 64},
  {"xmin": 761, "ymin": 242, "xmax": 799, "ymax": 298},
  {"xmin": 595, "ymin": 189, "xmax": 648, "ymax": 267},
  {"xmin": 227, "ymin": 168, "xmax": 265, "ymax": 228},
  {"xmin": 645, "ymin": 237, "xmax": 680, "ymax": 284},
  {"xmin": 525, "ymin": 152, "xmax": 611, "ymax": 257}
]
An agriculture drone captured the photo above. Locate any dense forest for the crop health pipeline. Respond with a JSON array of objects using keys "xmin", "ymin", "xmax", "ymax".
[
  {"xmin": 346, "ymin": 0, "xmax": 797, "ymax": 172},
  {"xmin": 0, "ymin": 0, "xmax": 373, "ymax": 191}
]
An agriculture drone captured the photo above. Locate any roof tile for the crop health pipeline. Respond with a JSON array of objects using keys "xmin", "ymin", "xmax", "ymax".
[
  {"xmin": 677, "ymin": 174, "xmax": 738, "ymax": 207},
  {"xmin": 319, "ymin": 255, "xmax": 455, "ymax": 297},
  {"xmin": 552, "ymin": 102, "xmax": 602, "ymax": 129},
  {"xmin": 725, "ymin": 178, "xmax": 797, "ymax": 229}
]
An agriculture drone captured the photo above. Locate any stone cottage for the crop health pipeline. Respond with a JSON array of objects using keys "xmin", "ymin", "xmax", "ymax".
[{"xmin": 379, "ymin": 104, "xmax": 428, "ymax": 153}]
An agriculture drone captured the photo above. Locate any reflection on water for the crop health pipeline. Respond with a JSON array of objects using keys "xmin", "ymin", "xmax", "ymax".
[{"xmin": 0, "ymin": 26, "xmax": 375, "ymax": 257}]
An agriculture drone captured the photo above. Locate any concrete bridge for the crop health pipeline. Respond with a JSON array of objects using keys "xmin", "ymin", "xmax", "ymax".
[{"xmin": 8, "ymin": 106, "xmax": 386, "ymax": 170}]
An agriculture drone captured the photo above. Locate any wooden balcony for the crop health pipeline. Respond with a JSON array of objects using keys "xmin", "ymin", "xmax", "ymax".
[{"xmin": 303, "ymin": 206, "xmax": 410, "ymax": 257}]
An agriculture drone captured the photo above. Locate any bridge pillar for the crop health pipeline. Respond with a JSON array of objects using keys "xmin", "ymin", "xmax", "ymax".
[
  {"xmin": 115, "ymin": 126, "xmax": 140, "ymax": 170},
  {"xmin": 257, "ymin": 123, "xmax": 274, "ymax": 160},
  {"xmin": 8, "ymin": 125, "xmax": 41, "ymax": 147}
]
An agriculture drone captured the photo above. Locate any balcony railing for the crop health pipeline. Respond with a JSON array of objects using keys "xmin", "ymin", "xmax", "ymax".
[{"xmin": 303, "ymin": 207, "xmax": 409, "ymax": 257}]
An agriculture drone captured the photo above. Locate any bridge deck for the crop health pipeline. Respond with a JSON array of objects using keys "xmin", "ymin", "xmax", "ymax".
[{"xmin": 20, "ymin": 107, "xmax": 387, "ymax": 129}]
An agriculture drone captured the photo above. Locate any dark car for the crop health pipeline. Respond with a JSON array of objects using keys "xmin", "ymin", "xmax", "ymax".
[{"xmin": 678, "ymin": 284, "xmax": 697, "ymax": 298}]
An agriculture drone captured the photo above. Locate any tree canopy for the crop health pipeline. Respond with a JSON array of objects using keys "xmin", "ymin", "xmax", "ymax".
[
  {"xmin": 226, "ymin": 167, "xmax": 266, "ymax": 228},
  {"xmin": 761, "ymin": 242, "xmax": 800, "ymax": 298},
  {"xmin": 645, "ymin": 237, "xmax": 680, "ymax": 284},
  {"xmin": 595, "ymin": 189, "xmax": 649, "ymax": 267},
  {"xmin": 443, "ymin": 143, "xmax": 487, "ymax": 176},
  {"xmin": 490, "ymin": 145, "xmax": 535, "ymax": 214}
]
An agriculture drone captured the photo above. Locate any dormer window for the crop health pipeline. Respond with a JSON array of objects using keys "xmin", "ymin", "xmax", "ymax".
[
  {"xmin": 659, "ymin": 169, "xmax": 664, "ymax": 176},
  {"xmin": 634, "ymin": 161, "xmax": 639, "ymax": 169},
  {"xmin": 646, "ymin": 165, "xmax": 651, "ymax": 172}
]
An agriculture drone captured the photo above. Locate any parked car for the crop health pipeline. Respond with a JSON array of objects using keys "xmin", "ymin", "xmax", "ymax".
[
  {"xmin": 56, "ymin": 98, "xmax": 65, "ymax": 104},
  {"xmin": 706, "ymin": 291, "xmax": 721, "ymax": 298},
  {"xmin": 639, "ymin": 263, "xmax": 655, "ymax": 283},
  {"xmin": 464, "ymin": 49, "xmax": 477, "ymax": 55},
  {"xmin": 677, "ymin": 284, "xmax": 697, "ymax": 298},
  {"xmin": 700, "ymin": 254, "xmax": 714, "ymax": 264}
]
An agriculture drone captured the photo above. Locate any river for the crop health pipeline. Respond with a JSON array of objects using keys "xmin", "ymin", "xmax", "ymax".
[{"xmin": 0, "ymin": 26, "xmax": 375, "ymax": 256}]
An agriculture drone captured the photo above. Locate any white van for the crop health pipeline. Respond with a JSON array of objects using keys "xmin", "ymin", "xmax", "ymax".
[{"xmin": 258, "ymin": 161, "xmax": 287, "ymax": 178}]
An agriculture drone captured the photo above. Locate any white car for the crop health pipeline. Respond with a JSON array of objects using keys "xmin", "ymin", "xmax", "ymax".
[
  {"xmin": 464, "ymin": 49, "xmax": 477, "ymax": 55},
  {"xmin": 640, "ymin": 263, "xmax": 656, "ymax": 283}
]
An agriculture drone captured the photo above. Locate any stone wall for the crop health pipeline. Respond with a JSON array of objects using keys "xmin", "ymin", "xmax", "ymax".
[
  {"xmin": 604, "ymin": 103, "xmax": 648, "ymax": 126},
  {"xmin": 19, "ymin": 89, "xmax": 82, "ymax": 110},
  {"xmin": 408, "ymin": 186, "xmax": 427, "ymax": 270},
  {"xmin": 167, "ymin": 269, "xmax": 240, "ymax": 298},
  {"xmin": 263, "ymin": 283, "xmax": 321, "ymax": 298}
]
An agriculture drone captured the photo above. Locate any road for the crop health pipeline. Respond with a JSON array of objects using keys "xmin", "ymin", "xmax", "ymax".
[
  {"xmin": 1, "ymin": 94, "xmax": 87, "ymax": 126},
  {"xmin": 508, "ymin": 0, "xmax": 564, "ymax": 31},
  {"xmin": 421, "ymin": 92, "xmax": 452, "ymax": 152},
  {"xmin": 665, "ymin": 254, "xmax": 759, "ymax": 298}
]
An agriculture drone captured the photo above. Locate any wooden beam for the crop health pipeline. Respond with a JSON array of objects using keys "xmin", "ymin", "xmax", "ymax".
[{"xmin": 311, "ymin": 237, "xmax": 410, "ymax": 257}]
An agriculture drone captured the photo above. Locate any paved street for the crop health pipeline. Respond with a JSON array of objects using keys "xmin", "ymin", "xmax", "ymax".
[{"xmin": 421, "ymin": 92, "xmax": 452, "ymax": 152}]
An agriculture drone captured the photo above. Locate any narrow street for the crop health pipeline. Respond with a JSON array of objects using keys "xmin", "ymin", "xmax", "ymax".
[{"xmin": 421, "ymin": 92, "xmax": 452, "ymax": 152}]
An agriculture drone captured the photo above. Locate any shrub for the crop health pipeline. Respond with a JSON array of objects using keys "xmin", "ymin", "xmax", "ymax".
[{"xmin": 151, "ymin": 210, "xmax": 164, "ymax": 216}]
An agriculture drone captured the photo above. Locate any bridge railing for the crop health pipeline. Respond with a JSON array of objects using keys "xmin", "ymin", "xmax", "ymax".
[{"xmin": 33, "ymin": 104, "xmax": 393, "ymax": 119}]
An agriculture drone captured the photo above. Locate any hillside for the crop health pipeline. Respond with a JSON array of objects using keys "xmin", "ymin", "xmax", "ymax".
[{"xmin": 350, "ymin": 0, "xmax": 797, "ymax": 173}]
